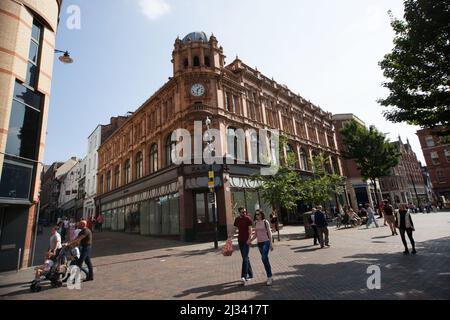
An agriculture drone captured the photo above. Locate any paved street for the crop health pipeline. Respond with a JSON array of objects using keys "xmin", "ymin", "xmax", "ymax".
[{"xmin": 1, "ymin": 211, "xmax": 449, "ymax": 300}]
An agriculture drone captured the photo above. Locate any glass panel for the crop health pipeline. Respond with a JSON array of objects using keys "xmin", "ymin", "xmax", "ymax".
[
  {"xmin": 149, "ymin": 200, "xmax": 159, "ymax": 235},
  {"xmin": 13, "ymin": 82, "xmax": 42, "ymax": 109},
  {"xmin": 169, "ymin": 193, "xmax": 180, "ymax": 235},
  {"xmin": 31, "ymin": 19, "xmax": 42, "ymax": 42},
  {"xmin": 104, "ymin": 210, "xmax": 111, "ymax": 229},
  {"xmin": 117, "ymin": 207, "xmax": 125, "ymax": 231},
  {"xmin": 140, "ymin": 200, "xmax": 150, "ymax": 236},
  {"xmin": 0, "ymin": 160, "xmax": 33, "ymax": 199},
  {"xmin": 130, "ymin": 203, "xmax": 140, "ymax": 233},
  {"xmin": 207, "ymin": 195, "xmax": 214, "ymax": 223},
  {"xmin": 259, "ymin": 194, "xmax": 272, "ymax": 216},
  {"xmin": 231, "ymin": 190, "xmax": 245, "ymax": 218},
  {"xmin": 29, "ymin": 41, "xmax": 39, "ymax": 63},
  {"xmin": 5, "ymin": 100, "xmax": 40, "ymax": 159},
  {"xmin": 161, "ymin": 196, "xmax": 170, "ymax": 235},
  {"xmin": 246, "ymin": 190, "xmax": 260, "ymax": 216},
  {"xmin": 195, "ymin": 193, "xmax": 206, "ymax": 224}
]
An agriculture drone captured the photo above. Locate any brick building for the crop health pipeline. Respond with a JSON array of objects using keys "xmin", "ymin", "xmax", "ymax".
[
  {"xmin": 380, "ymin": 137, "xmax": 427, "ymax": 207},
  {"xmin": 96, "ymin": 32, "xmax": 343, "ymax": 241},
  {"xmin": 416, "ymin": 126, "xmax": 450, "ymax": 205},
  {"xmin": 332, "ymin": 114, "xmax": 382, "ymax": 211},
  {"xmin": 0, "ymin": 0, "xmax": 63, "ymax": 271}
]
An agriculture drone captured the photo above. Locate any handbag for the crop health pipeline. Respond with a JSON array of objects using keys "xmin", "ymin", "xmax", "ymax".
[{"xmin": 222, "ymin": 238, "xmax": 234, "ymax": 256}]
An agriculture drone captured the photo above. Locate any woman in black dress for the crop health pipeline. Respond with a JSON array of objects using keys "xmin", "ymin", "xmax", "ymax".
[{"xmin": 396, "ymin": 204, "xmax": 417, "ymax": 255}]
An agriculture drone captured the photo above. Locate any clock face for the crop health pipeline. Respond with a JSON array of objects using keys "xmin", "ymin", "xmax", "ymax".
[{"xmin": 191, "ymin": 83, "xmax": 205, "ymax": 97}]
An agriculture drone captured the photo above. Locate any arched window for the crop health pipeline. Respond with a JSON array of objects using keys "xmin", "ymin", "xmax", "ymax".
[
  {"xmin": 205, "ymin": 56, "xmax": 210, "ymax": 67},
  {"xmin": 124, "ymin": 159, "xmax": 131, "ymax": 184},
  {"xmin": 183, "ymin": 58, "xmax": 188, "ymax": 69},
  {"xmin": 300, "ymin": 148, "xmax": 309, "ymax": 171},
  {"xmin": 114, "ymin": 165, "xmax": 120, "ymax": 188},
  {"xmin": 227, "ymin": 127, "xmax": 238, "ymax": 160},
  {"xmin": 166, "ymin": 134, "xmax": 176, "ymax": 167},
  {"xmin": 250, "ymin": 131, "xmax": 259, "ymax": 164},
  {"xmin": 106, "ymin": 171, "xmax": 111, "ymax": 192},
  {"xmin": 135, "ymin": 152, "xmax": 143, "ymax": 179},
  {"xmin": 99, "ymin": 175, "xmax": 104, "ymax": 193},
  {"xmin": 150, "ymin": 143, "xmax": 158, "ymax": 173},
  {"xmin": 193, "ymin": 56, "xmax": 200, "ymax": 67},
  {"xmin": 286, "ymin": 143, "xmax": 297, "ymax": 167}
]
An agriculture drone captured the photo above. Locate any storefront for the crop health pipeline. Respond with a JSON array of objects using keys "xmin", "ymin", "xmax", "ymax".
[{"xmin": 101, "ymin": 181, "xmax": 180, "ymax": 236}]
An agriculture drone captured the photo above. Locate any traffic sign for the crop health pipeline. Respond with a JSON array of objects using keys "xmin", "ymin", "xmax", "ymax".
[{"xmin": 208, "ymin": 171, "xmax": 214, "ymax": 179}]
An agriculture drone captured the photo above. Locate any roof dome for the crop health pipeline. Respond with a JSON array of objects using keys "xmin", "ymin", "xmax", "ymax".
[{"xmin": 182, "ymin": 31, "xmax": 208, "ymax": 43}]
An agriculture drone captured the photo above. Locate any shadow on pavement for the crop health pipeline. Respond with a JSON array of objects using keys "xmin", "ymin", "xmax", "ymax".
[{"xmin": 173, "ymin": 236, "xmax": 450, "ymax": 300}]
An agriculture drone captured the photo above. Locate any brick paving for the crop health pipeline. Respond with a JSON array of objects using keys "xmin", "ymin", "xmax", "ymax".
[{"xmin": 1, "ymin": 211, "xmax": 449, "ymax": 300}]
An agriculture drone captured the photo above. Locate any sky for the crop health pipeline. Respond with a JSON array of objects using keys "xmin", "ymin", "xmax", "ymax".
[{"xmin": 46, "ymin": 0, "xmax": 426, "ymax": 164}]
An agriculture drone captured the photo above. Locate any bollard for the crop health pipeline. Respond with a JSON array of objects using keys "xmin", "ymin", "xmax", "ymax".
[{"xmin": 17, "ymin": 248, "xmax": 22, "ymax": 273}]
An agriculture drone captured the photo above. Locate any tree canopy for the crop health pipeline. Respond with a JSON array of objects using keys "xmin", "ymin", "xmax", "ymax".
[{"xmin": 378, "ymin": 0, "xmax": 450, "ymax": 135}]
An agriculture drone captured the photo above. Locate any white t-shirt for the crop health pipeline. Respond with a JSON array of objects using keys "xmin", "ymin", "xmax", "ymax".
[{"xmin": 49, "ymin": 232, "xmax": 62, "ymax": 251}]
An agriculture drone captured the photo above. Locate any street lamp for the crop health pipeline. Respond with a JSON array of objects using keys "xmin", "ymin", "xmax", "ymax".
[
  {"xmin": 205, "ymin": 116, "xmax": 219, "ymax": 249},
  {"xmin": 54, "ymin": 49, "xmax": 74, "ymax": 64}
]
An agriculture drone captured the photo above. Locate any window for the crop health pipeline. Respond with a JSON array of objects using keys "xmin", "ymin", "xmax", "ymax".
[
  {"xmin": 26, "ymin": 19, "xmax": 43, "ymax": 88},
  {"xmin": 430, "ymin": 152, "xmax": 440, "ymax": 165},
  {"xmin": 114, "ymin": 165, "xmax": 120, "ymax": 188},
  {"xmin": 135, "ymin": 152, "xmax": 143, "ymax": 179},
  {"xmin": 166, "ymin": 135, "xmax": 176, "ymax": 166},
  {"xmin": 445, "ymin": 149, "xmax": 450, "ymax": 163},
  {"xmin": 193, "ymin": 56, "xmax": 200, "ymax": 67},
  {"xmin": 227, "ymin": 127, "xmax": 238, "ymax": 160},
  {"xmin": 425, "ymin": 136, "xmax": 435, "ymax": 147},
  {"xmin": 300, "ymin": 148, "xmax": 309, "ymax": 171},
  {"xmin": 249, "ymin": 132, "xmax": 259, "ymax": 164},
  {"xmin": 225, "ymin": 93, "xmax": 232, "ymax": 112},
  {"xmin": 0, "ymin": 158, "xmax": 33, "ymax": 199},
  {"xmin": 286, "ymin": 144, "xmax": 297, "ymax": 167},
  {"xmin": 205, "ymin": 56, "xmax": 210, "ymax": 67},
  {"xmin": 124, "ymin": 159, "xmax": 131, "ymax": 184},
  {"xmin": 183, "ymin": 58, "xmax": 188, "ymax": 69},
  {"xmin": 150, "ymin": 144, "xmax": 158, "ymax": 173},
  {"xmin": 99, "ymin": 175, "xmax": 104, "ymax": 194},
  {"xmin": 437, "ymin": 170, "xmax": 446, "ymax": 183},
  {"xmin": 106, "ymin": 171, "xmax": 111, "ymax": 192},
  {"xmin": 233, "ymin": 95, "xmax": 239, "ymax": 114}
]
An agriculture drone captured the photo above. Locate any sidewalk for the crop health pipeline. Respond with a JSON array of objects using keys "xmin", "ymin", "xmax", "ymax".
[{"xmin": 1, "ymin": 212, "xmax": 449, "ymax": 300}]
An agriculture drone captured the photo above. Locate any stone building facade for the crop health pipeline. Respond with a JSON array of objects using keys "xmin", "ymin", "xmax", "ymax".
[{"xmin": 96, "ymin": 32, "xmax": 342, "ymax": 241}]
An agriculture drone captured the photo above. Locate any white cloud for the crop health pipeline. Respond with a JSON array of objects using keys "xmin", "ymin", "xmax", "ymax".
[{"xmin": 138, "ymin": 0, "xmax": 171, "ymax": 20}]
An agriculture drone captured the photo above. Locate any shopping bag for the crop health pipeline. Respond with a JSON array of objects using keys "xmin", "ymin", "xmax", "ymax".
[{"xmin": 222, "ymin": 239, "xmax": 234, "ymax": 256}]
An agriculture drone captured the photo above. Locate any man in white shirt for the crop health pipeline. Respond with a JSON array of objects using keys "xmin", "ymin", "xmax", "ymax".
[{"xmin": 49, "ymin": 226, "xmax": 62, "ymax": 254}]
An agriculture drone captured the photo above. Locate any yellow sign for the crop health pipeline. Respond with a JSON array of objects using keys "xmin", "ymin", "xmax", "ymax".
[
  {"xmin": 208, "ymin": 181, "xmax": 215, "ymax": 188},
  {"xmin": 208, "ymin": 171, "xmax": 214, "ymax": 179}
]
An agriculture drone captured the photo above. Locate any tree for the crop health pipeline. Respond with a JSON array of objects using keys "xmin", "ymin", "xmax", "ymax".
[
  {"xmin": 254, "ymin": 136, "xmax": 302, "ymax": 211},
  {"xmin": 298, "ymin": 154, "xmax": 345, "ymax": 207},
  {"xmin": 340, "ymin": 120, "xmax": 401, "ymax": 208},
  {"xmin": 378, "ymin": 0, "xmax": 450, "ymax": 136}
]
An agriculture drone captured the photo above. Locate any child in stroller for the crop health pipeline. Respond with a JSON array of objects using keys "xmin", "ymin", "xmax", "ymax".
[{"xmin": 30, "ymin": 244, "xmax": 81, "ymax": 292}]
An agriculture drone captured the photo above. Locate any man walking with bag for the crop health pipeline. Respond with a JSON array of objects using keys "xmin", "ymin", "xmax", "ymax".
[
  {"xmin": 233, "ymin": 207, "xmax": 254, "ymax": 285},
  {"xmin": 314, "ymin": 205, "xmax": 330, "ymax": 248}
]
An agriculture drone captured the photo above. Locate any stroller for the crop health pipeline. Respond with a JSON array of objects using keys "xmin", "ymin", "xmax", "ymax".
[{"xmin": 30, "ymin": 245, "xmax": 81, "ymax": 292}]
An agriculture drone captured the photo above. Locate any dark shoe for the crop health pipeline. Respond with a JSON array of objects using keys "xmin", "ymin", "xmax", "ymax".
[
  {"xmin": 403, "ymin": 250, "xmax": 409, "ymax": 255},
  {"xmin": 325, "ymin": 244, "xmax": 330, "ymax": 247},
  {"xmin": 84, "ymin": 278, "xmax": 94, "ymax": 282},
  {"xmin": 320, "ymin": 246, "xmax": 324, "ymax": 249},
  {"xmin": 412, "ymin": 249, "xmax": 417, "ymax": 255}
]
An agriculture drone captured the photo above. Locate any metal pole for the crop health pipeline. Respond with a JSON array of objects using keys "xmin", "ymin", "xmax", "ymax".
[
  {"xmin": 17, "ymin": 248, "xmax": 22, "ymax": 272},
  {"xmin": 211, "ymin": 190, "xmax": 218, "ymax": 249}
]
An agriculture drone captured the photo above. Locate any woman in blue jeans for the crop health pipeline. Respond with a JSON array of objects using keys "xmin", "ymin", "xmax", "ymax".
[{"xmin": 249, "ymin": 211, "xmax": 274, "ymax": 286}]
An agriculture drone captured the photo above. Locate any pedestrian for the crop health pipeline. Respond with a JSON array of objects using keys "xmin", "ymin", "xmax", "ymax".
[
  {"xmin": 96, "ymin": 213, "xmax": 104, "ymax": 232},
  {"xmin": 49, "ymin": 226, "xmax": 62, "ymax": 255},
  {"xmin": 383, "ymin": 200, "xmax": 398, "ymax": 236},
  {"xmin": 365, "ymin": 203, "xmax": 379, "ymax": 228},
  {"xmin": 309, "ymin": 208, "xmax": 320, "ymax": 245},
  {"xmin": 67, "ymin": 219, "xmax": 94, "ymax": 281},
  {"xmin": 232, "ymin": 207, "xmax": 254, "ymax": 285},
  {"xmin": 269, "ymin": 209, "xmax": 280, "ymax": 242},
  {"xmin": 378, "ymin": 201, "xmax": 387, "ymax": 226},
  {"xmin": 248, "ymin": 210, "xmax": 273, "ymax": 286},
  {"xmin": 314, "ymin": 205, "xmax": 330, "ymax": 248},
  {"xmin": 396, "ymin": 204, "xmax": 417, "ymax": 255}
]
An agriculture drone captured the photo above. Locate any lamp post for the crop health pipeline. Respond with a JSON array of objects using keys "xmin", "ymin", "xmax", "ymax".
[
  {"xmin": 54, "ymin": 49, "xmax": 74, "ymax": 64},
  {"xmin": 205, "ymin": 117, "xmax": 218, "ymax": 249},
  {"xmin": 409, "ymin": 174, "xmax": 421, "ymax": 212}
]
